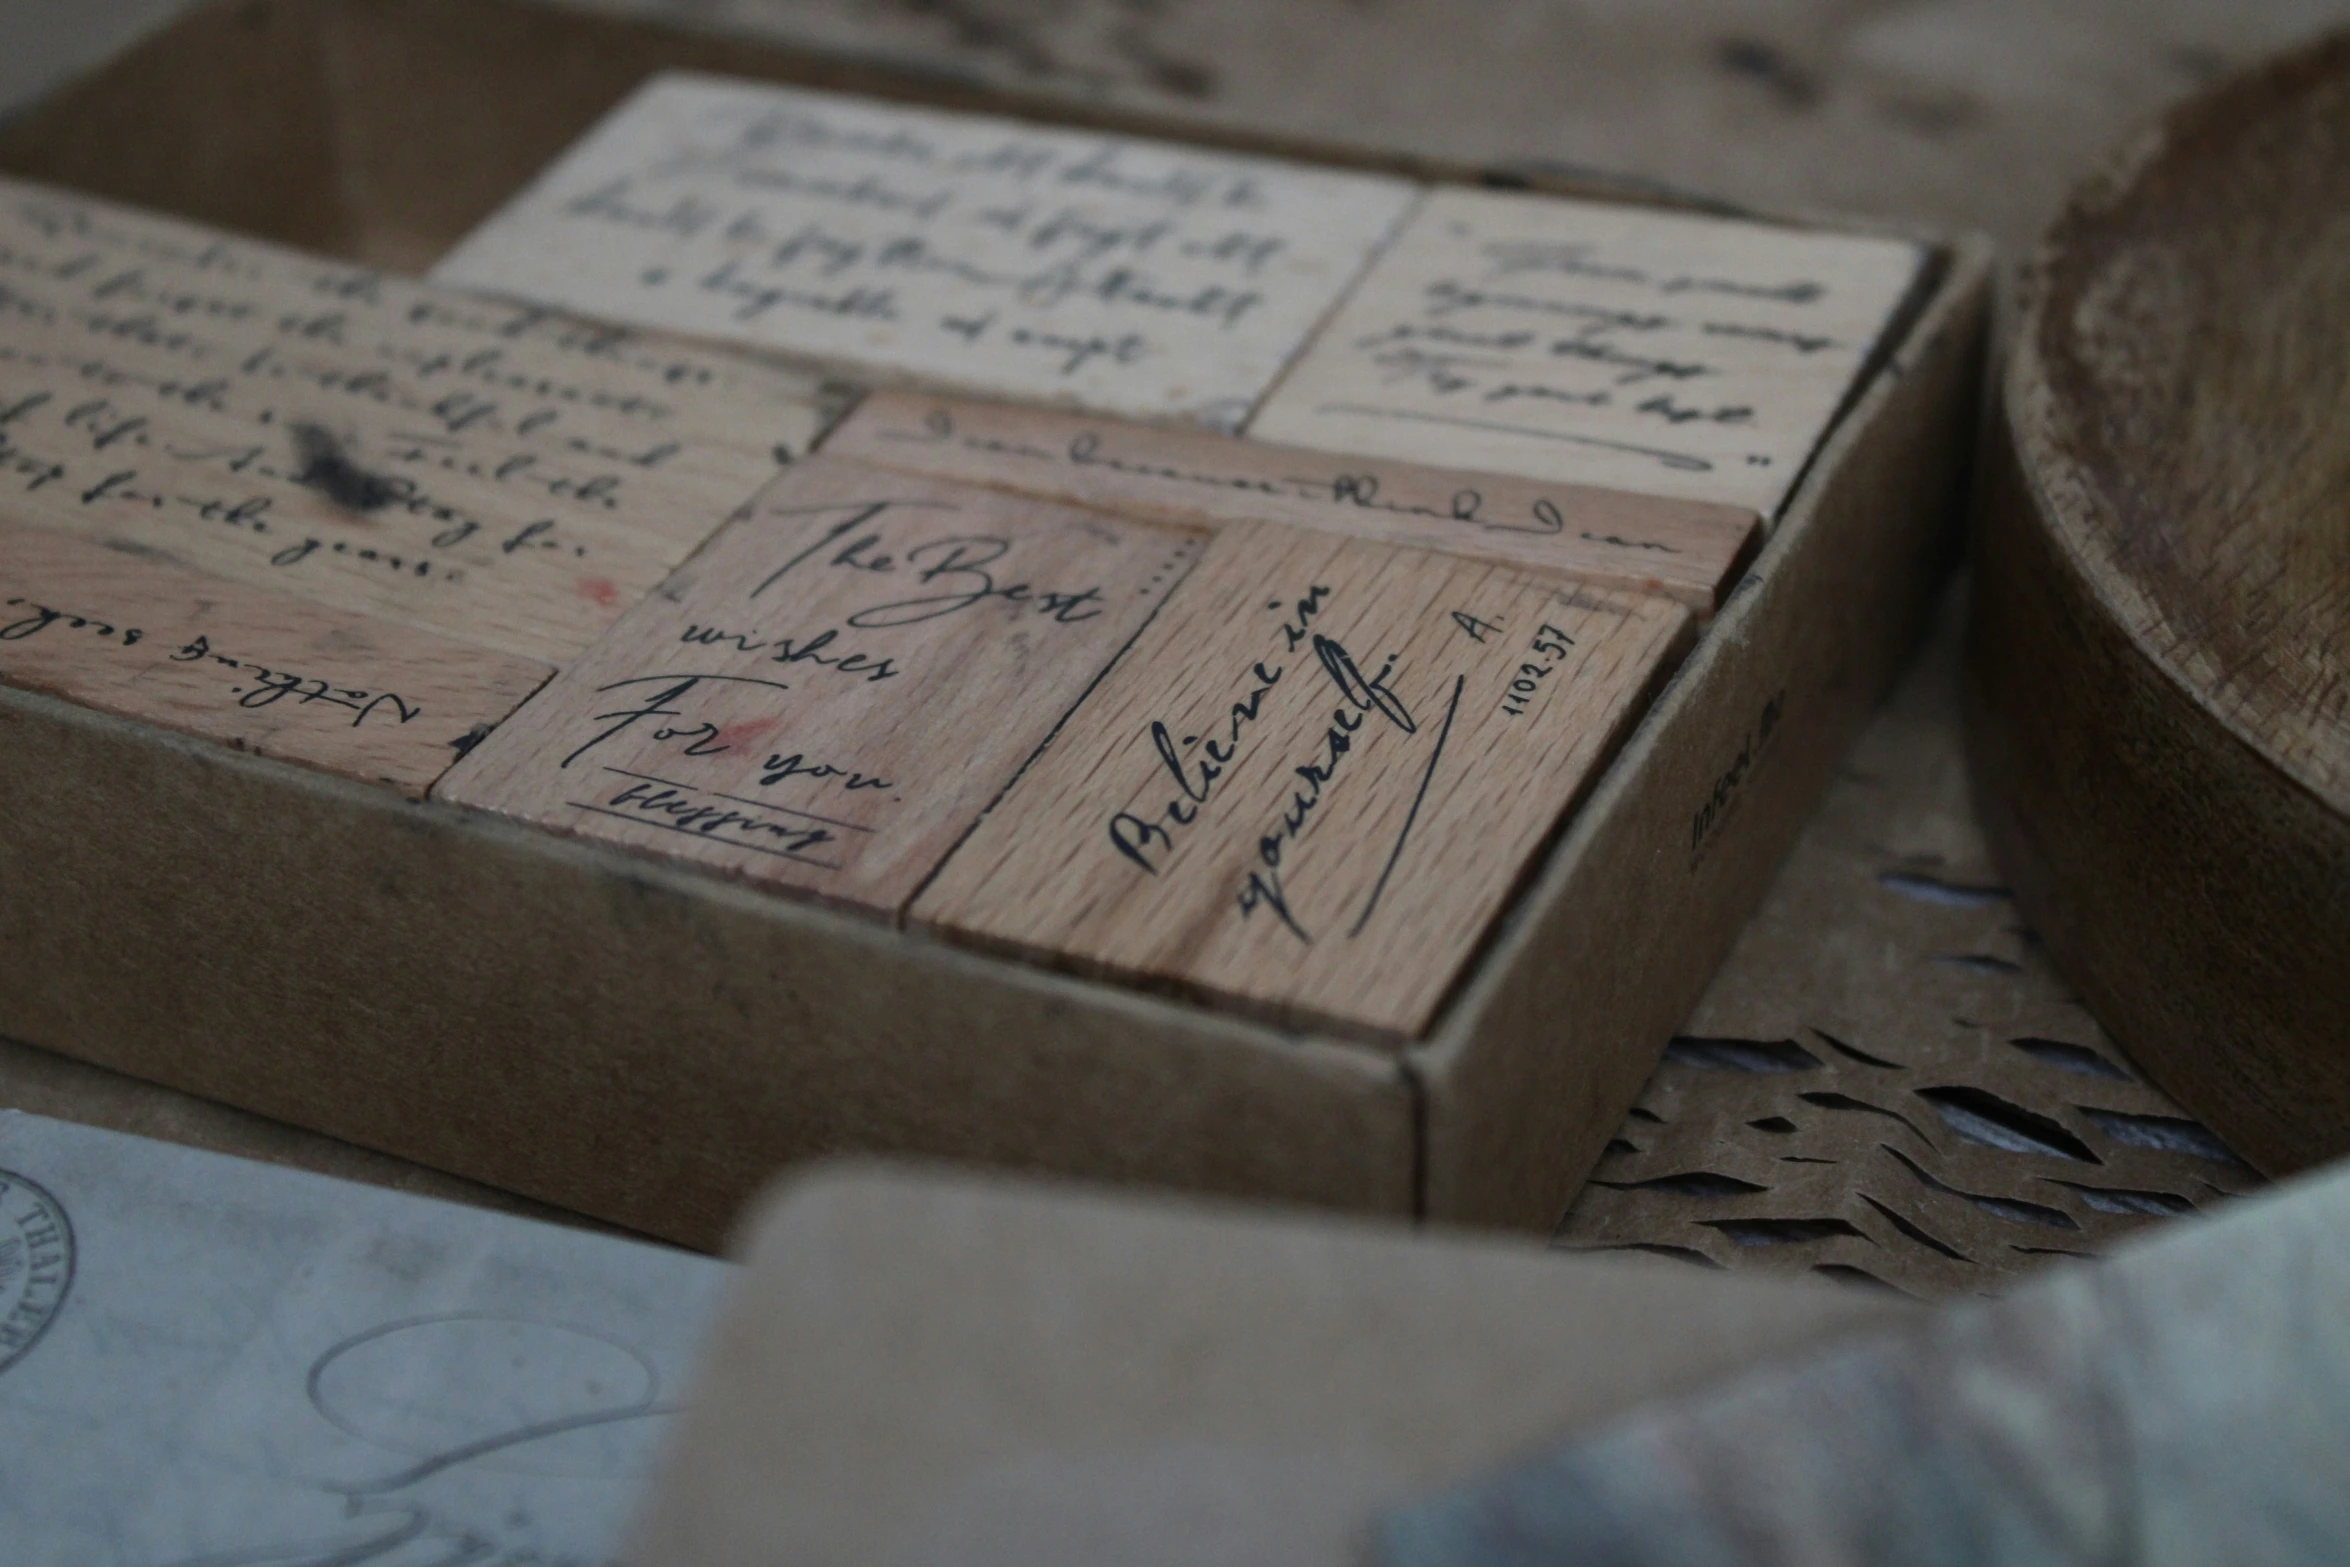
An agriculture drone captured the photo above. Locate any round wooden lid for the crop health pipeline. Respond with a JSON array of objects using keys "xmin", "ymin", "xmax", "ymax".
[{"xmin": 1972, "ymin": 31, "xmax": 2350, "ymax": 1175}]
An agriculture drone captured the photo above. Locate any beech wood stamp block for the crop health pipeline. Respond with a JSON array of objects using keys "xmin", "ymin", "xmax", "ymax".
[
  {"xmin": 431, "ymin": 73, "xmax": 1420, "ymax": 430},
  {"xmin": 0, "ymin": 521, "xmax": 549, "ymax": 796},
  {"xmin": 0, "ymin": 176, "xmax": 832, "ymax": 663},
  {"xmin": 823, "ymin": 390, "xmax": 1762, "ymax": 611},
  {"xmin": 435, "ymin": 456, "xmax": 1202, "ymax": 917},
  {"xmin": 1250, "ymin": 188, "xmax": 1922, "ymax": 515},
  {"xmin": 915, "ymin": 522, "xmax": 1692, "ymax": 1036}
]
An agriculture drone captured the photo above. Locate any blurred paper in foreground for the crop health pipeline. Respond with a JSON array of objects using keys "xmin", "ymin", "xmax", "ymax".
[
  {"xmin": 1382, "ymin": 1159, "xmax": 2350, "ymax": 1567},
  {"xmin": 0, "ymin": 1111, "xmax": 725, "ymax": 1566}
]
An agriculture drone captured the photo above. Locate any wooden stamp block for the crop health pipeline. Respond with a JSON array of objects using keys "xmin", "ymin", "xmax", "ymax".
[
  {"xmin": 435, "ymin": 456, "xmax": 1203, "ymax": 917},
  {"xmin": 0, "ymin": 521, "xmax": 549, "ymax": 796},
  {"xmin": 0, "ymin": 176, "xmax": 833, "ymax": 663},
  {"xmin": 1250, "ymin": 188, "xmax": 1922, "ymax": 515},
  {"xmin": 823, "ymin": 391, "xmax": 1762, "ymax": 610},
  {"xmin": 431, "ymin": 74, "xmax": 1419, "ymax": 430},
  {"xmin": 913, "ymin": 522, "xmax": 1691, "ymax": 1036}
]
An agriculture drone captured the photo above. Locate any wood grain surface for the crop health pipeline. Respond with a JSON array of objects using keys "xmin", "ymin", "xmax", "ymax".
[
  {"xmin": 1249, "ymin": 187, "xmax": 1921, "ymax": 514},
  {"xmin": 437, "ymin": 456, "xmax": 1201, "ymax": 917},
  {"xmin": 916, "ymin": 522, "xmax": 1690, "ymax": 1037},
  {"xmin": 0, "ymin": 173, "xmax": 833, "ymax": 662},
  {"xmin": 822, "ymin": 391, "xmax": 1761, "ymax": 609},
  {"xmin": 0, "ymin": 520, "xmax": 548, "ymax": 795},
  {"xmin": 1969, "ymin": 32, "xmax": 2350, "ymax": 1176}
]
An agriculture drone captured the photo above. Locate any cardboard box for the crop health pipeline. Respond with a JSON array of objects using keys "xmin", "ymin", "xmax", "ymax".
[{"xmin": 0, "ymin": 0, "xmax": 1990, "ymax": 1247}]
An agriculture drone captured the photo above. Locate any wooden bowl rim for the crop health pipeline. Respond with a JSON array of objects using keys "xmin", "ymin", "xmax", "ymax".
[{"xmin": 2002, "ymin": 28, "xmax": 2350, "ymax": 818}]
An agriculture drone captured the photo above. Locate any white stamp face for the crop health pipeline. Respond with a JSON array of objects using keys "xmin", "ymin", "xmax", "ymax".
[
  {"xmin": 432, "ymin": 74, "xmax": 1419, "ymax": 429},
  {"xmin": 0, "ymin": 1169, "xmax": 73, "ymax": 1376}
]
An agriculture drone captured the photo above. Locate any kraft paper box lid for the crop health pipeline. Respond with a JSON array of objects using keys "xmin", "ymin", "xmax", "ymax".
[{"xmin": 627, "ymin": 1164, "xmax": 1909, "ymax": 1566}]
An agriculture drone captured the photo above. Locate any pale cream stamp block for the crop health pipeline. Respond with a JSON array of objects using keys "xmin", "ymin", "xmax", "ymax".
[
  {"xmin": 1250, "ymin": 187, "xmax": 1921, "ymax": 514},
  {"xmin": 432, "ymin": 73, "xmax": 1420, "ymax": 429}
]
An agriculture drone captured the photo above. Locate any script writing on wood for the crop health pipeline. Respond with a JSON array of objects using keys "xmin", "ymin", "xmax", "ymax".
[
  {"xmin": 0, "ymin": 175, "xmax": 831, "ymax": 662},
  {"xmin": 0, "ymin": 522, "xmax": 549, "ymax": 795},
  {"xmin": 435, "ymin": 457, "xmax": 1201, "ymax": 916},
  {"xmin": 914, "ymin": 523, "xmax": 1691, "ymax": 1037},
  {"xmin": 822, "ymin": 391, "xmax": 1762, "ymax": 610},
  {"xmin": 1250, "ymin": 189, "xmax": 1921, "ymax": 514},
  {"xmin": 432, "ymin": 73, "xmax": 1418, "ymax": 428}
]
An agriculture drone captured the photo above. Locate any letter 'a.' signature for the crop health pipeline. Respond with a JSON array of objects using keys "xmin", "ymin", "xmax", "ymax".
[{"xmin": 162, "ymin": 1314, "xmax": 677, "ymax": 1567}]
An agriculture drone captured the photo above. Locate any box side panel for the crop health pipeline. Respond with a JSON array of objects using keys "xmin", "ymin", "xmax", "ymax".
[
  {"xmin": 0, "ymin": 687, "xmax": 1414, "ymax": 1246},
  {"xmin": 1414, "ymin": 241, "xmax": 1994, "ymax": 1233},
  {"xmin": 0, "ymin": 0, "xmax": 347, "ymax": 254}
]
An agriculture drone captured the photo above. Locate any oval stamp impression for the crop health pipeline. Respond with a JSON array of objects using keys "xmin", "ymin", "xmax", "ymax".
[{"xmin": 0, "ymin": 1168, "xmax": 73, "ymax": 1375}]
